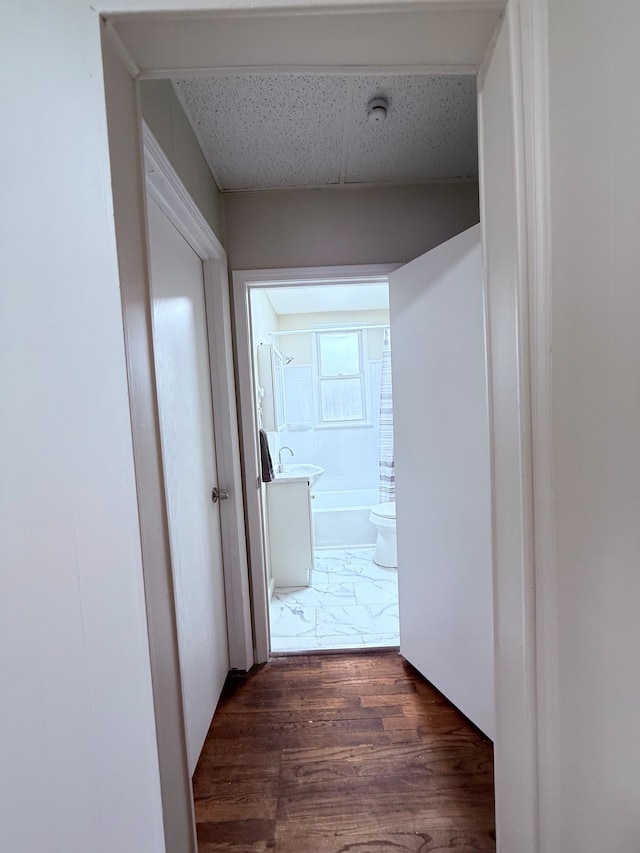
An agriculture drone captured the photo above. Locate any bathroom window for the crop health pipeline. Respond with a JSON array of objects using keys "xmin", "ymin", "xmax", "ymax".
[{"xmin": 314, "ymin": 329, "xmax": 369, "ymax": 426}]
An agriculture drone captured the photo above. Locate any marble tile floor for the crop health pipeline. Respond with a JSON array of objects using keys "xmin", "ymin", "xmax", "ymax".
[{"xmin": 270, "ymin": 547, "xmax": 399, "ymax": 653}]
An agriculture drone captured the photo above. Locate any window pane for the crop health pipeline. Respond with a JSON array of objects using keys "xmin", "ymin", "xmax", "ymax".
[
  {"xmin": 318, "ymin": 332, "xmax": 360, "ymax": 376},
  {"xmin": 320, "ymin": 378, "xmax": 364, "ymax": 421}
]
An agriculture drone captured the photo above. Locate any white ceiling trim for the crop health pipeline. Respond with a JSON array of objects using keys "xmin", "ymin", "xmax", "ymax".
[
  {"xmin": 220, "ymin": 175, "xmax": 477, "ymax": 195},
  {"xmin": 103, "ymin": 19, "xmax": 140, "ymax": 78},
  {"xmin": 138, "ymin": 64, "xmax": 480, "ymax": 80},
  {"xmin": 235, "ymin": 267, "xmax": 398, "ymax": 288},
  {"xmin": 112, "ymin": 7, "xmax": 502, "ymax": 74},
  {"xmin": 104, "ymin": 3, "xmax": 506, "ymax": 23}
]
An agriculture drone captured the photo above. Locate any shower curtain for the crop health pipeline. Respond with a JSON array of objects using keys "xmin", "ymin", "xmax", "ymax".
[{"xmin": 379, "ymin": 327, "xmax": 395, "ymax": 503}]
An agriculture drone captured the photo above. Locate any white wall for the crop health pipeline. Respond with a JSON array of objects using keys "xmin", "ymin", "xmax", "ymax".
[
  {"xmin": 0, "ymin": 5, "xmax": 165, "ymax": 852},
  {"xmin": 224, "ymin": 183, "xmax": 479, "ymax": 270},
  {"xmin": 545, "ymin": 0, "xmax": 640, "ymax": 849},
  {"xmin": 141, "ymin": 80, "xmax": 225, "ymax": 241}
]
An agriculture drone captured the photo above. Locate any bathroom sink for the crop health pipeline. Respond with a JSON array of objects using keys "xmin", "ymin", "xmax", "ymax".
[{"xmin": 275, "ymin": 463, "xmax": 324, "ymax": 486}]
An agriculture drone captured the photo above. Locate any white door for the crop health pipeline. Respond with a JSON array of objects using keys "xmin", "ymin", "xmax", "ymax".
[
  {"xmin": 390, "ymin": 223, "xmax": 494, "ymax": 739},
  {"xmin": 147, "ymin": 197, "xmax": 229, "ymax": 774}
]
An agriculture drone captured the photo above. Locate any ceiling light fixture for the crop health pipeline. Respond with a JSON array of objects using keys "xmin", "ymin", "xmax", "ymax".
[{"xmin": 367, "ymin": 96, "xmax": 389, "ymax": 124}]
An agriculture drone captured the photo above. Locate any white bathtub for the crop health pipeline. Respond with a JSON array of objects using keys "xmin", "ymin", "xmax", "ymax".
[{"xmin": 312, "ymin": 488, "xmax": 378, "ymax": 549}]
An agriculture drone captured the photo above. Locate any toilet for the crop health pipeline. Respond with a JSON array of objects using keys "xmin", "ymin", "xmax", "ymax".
[{"xmin": 369, "ymin": 502, "xmax": 397, "ymax": 568}]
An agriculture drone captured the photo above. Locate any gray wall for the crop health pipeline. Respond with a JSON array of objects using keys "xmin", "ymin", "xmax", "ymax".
[
  {"xmin": 224, "ymin": 182, "xmax": 479, "ymax": 271},
  {"xmin": 139, "ymin": 81, "xmax": 478, "ymax": 274},
  {"xmin": 140, "ymin": 80, "xmax": 225, "ymax": 242}
]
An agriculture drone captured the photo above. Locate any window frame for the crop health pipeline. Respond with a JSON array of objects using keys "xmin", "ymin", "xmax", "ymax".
[{"xmin": 312, "ymin": 327, "xmax": 371, "ymax": 429}]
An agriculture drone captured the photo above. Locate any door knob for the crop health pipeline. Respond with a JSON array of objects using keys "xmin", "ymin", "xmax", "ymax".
[{"xmin": 211, "ymin": 487, "xmax": 230, "ymax": 504}]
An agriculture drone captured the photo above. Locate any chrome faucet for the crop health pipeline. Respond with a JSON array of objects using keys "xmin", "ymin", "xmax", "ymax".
[{"xmin": 277, "ymin": 446, "xmax": 294, "ymax": 473}]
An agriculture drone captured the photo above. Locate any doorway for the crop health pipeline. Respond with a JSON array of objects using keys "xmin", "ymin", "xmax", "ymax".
[
  {"xmin": 235, "ymin": 221, "xmax": 493, "ymax": 743},
  {"xmin": 146, "ymin": 194, "xmax": 229, "ymax": 772},
  {"xmin": 246, "ymin": 279, "xmax": 399, "ymax": 653}
]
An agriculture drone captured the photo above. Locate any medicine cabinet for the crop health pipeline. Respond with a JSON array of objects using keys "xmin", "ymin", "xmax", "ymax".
[{"xmin": 257, "ymin": 343, "xmax": 286, "ymax": 432}]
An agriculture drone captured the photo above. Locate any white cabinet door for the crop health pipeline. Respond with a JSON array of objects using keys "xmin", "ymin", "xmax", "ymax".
[
  {"xmin": 147, "ymin": 198, "xmax": 229, "ymax": 773},
  {"xmin": 390, "ymin": 224, "xmax": 494, "ymax": 739},
  {"xmin": 267, "ymin": 480, "xmax": 313, "ymax": 587}
]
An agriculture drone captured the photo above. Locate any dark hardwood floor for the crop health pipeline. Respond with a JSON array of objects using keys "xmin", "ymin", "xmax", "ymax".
[{"xmin": 193, "ymin": 651, "xmax": 495, "ymax": 853}]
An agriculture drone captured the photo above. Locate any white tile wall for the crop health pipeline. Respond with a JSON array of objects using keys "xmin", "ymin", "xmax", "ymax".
[{"xmin": 282, "ymin": 361, "xmax": 382, "ymax": 493}]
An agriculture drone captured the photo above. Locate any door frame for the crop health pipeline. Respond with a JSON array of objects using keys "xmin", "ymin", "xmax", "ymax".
[
  {"xmin": 101, "ymin": 1, "xmax": 553, "ymax": 850},
  {"xmin": 233, "ymin": 265, "xmax": 399, "ymax": 662},
  {"xmin": 143, "ymin": 122, "xmax": 254, "ymax": 675}
]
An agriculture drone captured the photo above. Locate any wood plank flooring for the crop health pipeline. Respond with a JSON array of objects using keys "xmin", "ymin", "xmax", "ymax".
[{"xmin": 193, "ymin": 651, "xmax": 495, "ymax": 853}]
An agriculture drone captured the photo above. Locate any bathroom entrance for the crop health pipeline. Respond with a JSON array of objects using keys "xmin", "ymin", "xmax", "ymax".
[
  {"xmin": 235, "ymin": 224, "xmax": 494, "ymax": 738},
  {"xmin": 246, "ymin": 277, "xmax": 399, "ymax": 653}
]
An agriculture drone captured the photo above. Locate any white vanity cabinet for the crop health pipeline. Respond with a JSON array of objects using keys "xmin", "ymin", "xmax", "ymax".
[{"xmin": 266, "ymin": 478, "xmax": 314, "ymax": 587}]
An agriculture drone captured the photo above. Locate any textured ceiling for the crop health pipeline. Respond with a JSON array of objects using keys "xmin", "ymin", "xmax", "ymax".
[{"xmin": 173, "ymin": 73, "xmax": 477, "ymax": 192}]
